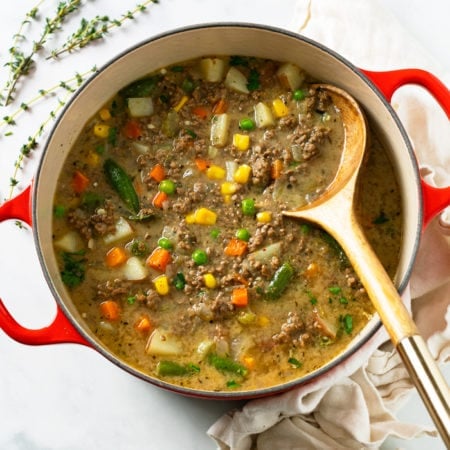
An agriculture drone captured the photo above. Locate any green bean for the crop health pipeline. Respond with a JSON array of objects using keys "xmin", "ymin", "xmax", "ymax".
[
  {"xmin": 103, "ymin": 158, "xmax": 140, "ymax": 213},
  {"xmin": 208, "ymin": 353, "xmax": 248, "ymax": 377},
  {"xmin": 156, "ymin": 361, "xmax": 190, "ymax": 377},
  {"xmin": 266, "ymin": 262, "xmax": 295, "ymax": 300}
]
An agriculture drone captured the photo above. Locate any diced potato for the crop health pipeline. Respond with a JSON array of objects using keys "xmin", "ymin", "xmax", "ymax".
[
  {"xmin": 199, "ymin": 58, "xmax": 227, "ymax": 82},
  {"xmin": 276, "ymin": 63, "xmax": 305, "ymax": 91},
  {"xmin": 224, "ymin": 67, "xmax": 249, "ymax": 94},
  {"xmin": 254, "ymin": 102, "xmax": 275, "ymax": 128},
  {"xmin": 54, "ymin": 231, "xmax": 84, "ymax": 252},
  {"xmin": 210, "ymin": 113, "xmax": 230, "ymax": 147},
  {"xmin": 146, "ymin": 328, "xmax": 182, "ymax": 356},
  {"xmin": 122, "ymin": 256, "xmax": 148, "ymax": 281},
  {"xmin": 103, "ymin": 217, "xmax": 134, "ymax": 244},
  {"xmin": 128, "ymin": 97, "xmax": 154, "ymax": 117},
  {"xmin": 248, "ymin": 242, "xmax": 282, "ymax": 263},
  {"xmin": 132, "ymin": 142, "xmax": 150, "ymax": 153},
  {"xmin": 197, "ymin": 339, "xmax": 215, "ymax": 359}
]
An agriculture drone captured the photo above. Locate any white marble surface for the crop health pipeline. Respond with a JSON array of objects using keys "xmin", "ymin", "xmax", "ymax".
[{"xmin": 0, "ymin": 1, "xmax": 448, "ymax": 449}]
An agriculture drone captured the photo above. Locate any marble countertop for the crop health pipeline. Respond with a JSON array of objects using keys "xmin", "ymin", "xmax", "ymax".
[{"xmin": 0, "ymin": 1, "xmax": 448, "ymax": 449}]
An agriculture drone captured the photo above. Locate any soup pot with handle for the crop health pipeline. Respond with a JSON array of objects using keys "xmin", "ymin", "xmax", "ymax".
[{"xmin": 0, "ymin": 24, "xmax": 449, "ymax": 403}]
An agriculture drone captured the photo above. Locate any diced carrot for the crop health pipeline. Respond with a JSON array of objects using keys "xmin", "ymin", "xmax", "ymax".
[
  {"xmin": 134, "ymin": 315, "xmax": 152, "ymax": 334},
  {"xmin": 100, "ymin": 300, "xmax": 120, "ymax": 321},
  {"xmin": 231, "ymin": 287, "xmax": 248, "ymax": 307},
  {"xmin": 149, "ymin": 163, "xmax": 166, "ymax": 182},
  {"xmin": 242, "ymin": 355, "xmax": 256, "ymax": 370},
  {"xmin": 72, "ymin": 170, "xmax": 90, "ymax": 194},
  {"xmin": 224, "ymin": 237, "xmax": 248, "ymax": 256},
  {"xmin": 105, "ymin": 246, "xmax": 128, "ymax": 267},
  {"xmin": 271, "ymin": 159, "xmax": 283, "ymax": 179},
  {"xmin": 123, "ymin": 119, "xmax": 143, "ymax": 139},
  {"xmin": 152, "ymin": 190, "xmax": 168, "ymax": 209},
  {"xmin": 194, "ymin": 158, "xmax": 210, "ymax": 172},
  {"xmin": 212, "ymin": 98, "xmax": 228, "ymax": 114},
  {"xmin": 146, "ymin": 247, "xmax": 171, "ymax": 272},
  {"xmin": 192, "ymin": 106, "xmax": 209, "ymax": 120}
]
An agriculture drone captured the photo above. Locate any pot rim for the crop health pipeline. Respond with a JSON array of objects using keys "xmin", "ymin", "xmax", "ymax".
[{"xmin": 33, "ymin": 22, "xmax": 422, "ymax": 399}]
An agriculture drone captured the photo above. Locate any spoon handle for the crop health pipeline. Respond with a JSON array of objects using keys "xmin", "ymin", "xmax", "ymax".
[
  {"xmin": 285, "ymin": 180, "xmax": 450, "ymax": 445},
  {"xmin": 331, "ymin": 210, "xmax": 450, "ymax": 445},
  {"xmin": 397, "ymin": 335, "xmax": 450, "ymax": 447}
]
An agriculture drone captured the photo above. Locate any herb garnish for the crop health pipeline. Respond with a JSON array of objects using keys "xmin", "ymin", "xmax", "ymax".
[{"xmin": 60, "ymin": 250, "xmax": 86, "ymax": 288}]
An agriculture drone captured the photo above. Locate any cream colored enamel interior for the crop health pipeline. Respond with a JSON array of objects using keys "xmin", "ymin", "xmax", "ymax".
[{"xmin": 35, "ymin": 26, "xmax": 420, "ymax": 378}]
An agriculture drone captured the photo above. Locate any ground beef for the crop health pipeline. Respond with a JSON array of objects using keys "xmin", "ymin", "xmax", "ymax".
[
  {"xmin": 97, "ymin": 278, "xmax": 131, "ymax": 300},
  {"xmin": 272, "ymin": 312, "xmax": 308, "ymax": 345},
  {"xmin": 287, "ymin": 125, "xmax": 331, "ymax": 161},
  {"xmin": 68, "ymin": 200, "xmax": 116, "ymax": 241}
]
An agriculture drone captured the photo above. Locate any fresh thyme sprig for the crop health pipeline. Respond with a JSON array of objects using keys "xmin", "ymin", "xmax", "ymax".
[
  {"xmin": 1, "ymin": 0, "xmax": 82, "ymax": 106},
  {"xmin": 2, "ymin": 0, "xmax": 160, "ymax": 201},
  {"xmin": 0, "ymin": 0, "xmax": 44, "ymax": 106},
  {"xmin": 48, "ymin": 0, "xmax": 158, "ymax": 59},
  {"xmin": 1, "ymin": 68, "xmax": 96, "ymax": 138}
]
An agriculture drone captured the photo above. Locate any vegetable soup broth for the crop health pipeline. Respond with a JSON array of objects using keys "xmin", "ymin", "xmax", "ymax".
[{"xmin": 52, "ymin": 56, "xmax": 401, "ymax": 392}]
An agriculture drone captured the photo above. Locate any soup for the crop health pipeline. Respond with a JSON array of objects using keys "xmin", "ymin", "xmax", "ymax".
[{"xmin": 52, "ymin": 56, "xmax": 401, "ymax": 392}]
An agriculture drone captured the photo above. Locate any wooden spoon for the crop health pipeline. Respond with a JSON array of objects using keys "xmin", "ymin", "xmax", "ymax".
[{"xmin": 283, "ymin": 84, "xmax": 450, "ymax": 445}]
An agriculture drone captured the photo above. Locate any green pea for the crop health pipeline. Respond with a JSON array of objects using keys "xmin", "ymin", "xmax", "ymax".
[
  {"xmin": 159, "ymin": 179, "xmax": 176, "ymax": 195},
  {"xmin": 53, "ymin": 205, "xmax": 66, "ymax": 218},
  {"xmin": 235, "ymin": 228, "xmax": 250, "ymax": 241},
  {"xmin": 192, "ymin": 249, "xmax": 208, "ymax": 265},
  {"xmin": 181, "ymin": 78, "xmax": 195, "ymax": 93},
  {"xmin": 293, "ymin": 89, "xmax": 307, "ymax": 101},
  {"xmin": 241, "ymin": 198, "xmax": 256, "ymax": 216},
  {"xmin": 239, "ymin": 117, "xmax": 255, "ymax": 131},
  {"xmin": 157, "ymin": 237, "xmax": 173, "ymax": 250},
  {"xmin": 210, "ymin": 228, "xmax": 221, "ymax": 239}
]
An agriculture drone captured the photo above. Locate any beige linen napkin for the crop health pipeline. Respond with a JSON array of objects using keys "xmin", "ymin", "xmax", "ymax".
[{"xmin": 208, "ymin": 0, "xmax": 450, "ymax": 448}]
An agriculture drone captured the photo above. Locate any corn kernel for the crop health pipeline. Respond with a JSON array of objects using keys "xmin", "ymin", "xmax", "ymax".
[
  {"xmin": 304, "ymin": 262, "xmax": 319, "ymax": 278},
  {"xmin": 185, "ymin": 213, "xmax": 196, "ymax": 224},
  {"xmin": 220, "ymin": 181, "xmax": 239, "ymax": 195},
  {"xmin": 153, "ymin": 275, "xmax": 169, "ymax": 295},
  {"xmin": 203, "ymin": 273, "xmax": 217, "ymax": 289},
  {"xmin": 206, "ymin": 165, "xmax": 226, "ymax": 180},
  {"xmin": 272, "ymin": 98, "xmax": 289, "ymax": 118},
  {"xmin": 93, "ymin": 124, "xmax": 110, "ymax": 138},
  {"xmin": 256, "ymin": 211, "xmax": 272, "ymax": 223},
  {"xmin": 173, "ymin": 95, "xmax": 189, "ymax": 112},
  {"xmin": 99, "ymin": 108, "xmax": 111, "ymax": 121},
  {"xmin": 258, "ymin": 315, "xmax": 270, "ymax": 327},
  {"xmin": 86, "ymin": 151, "xmax": 100, "ymax": 167},
  {"xmin": 194, "ymin": 207, "xmax": 217, "ymax": 225},
  {"xmin": 233, "ymin": 164, "xmax": 252, "ymax": 184},
  {"xmin": 232, "ymin": 133, "xmax": 250, "ymax": 151}
]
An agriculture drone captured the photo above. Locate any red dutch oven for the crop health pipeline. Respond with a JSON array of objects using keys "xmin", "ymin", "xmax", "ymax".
[{"xmin": 0, "ymin": 24, "xmax": 449, "ymax": 399}]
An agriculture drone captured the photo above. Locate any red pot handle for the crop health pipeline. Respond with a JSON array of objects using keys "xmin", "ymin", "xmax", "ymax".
[
  {"xmin": 0, "ymin": 187, "xmax": 90, "ymax": 346},
  {"xmin": 362, "ymin": 69, "xmax": 450, "ymax": 228}
]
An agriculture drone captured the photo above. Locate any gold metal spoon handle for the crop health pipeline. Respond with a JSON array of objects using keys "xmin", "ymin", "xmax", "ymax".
[{"xmin": 398, "ymin": 335, "xmax": 450, "ymax": 447}]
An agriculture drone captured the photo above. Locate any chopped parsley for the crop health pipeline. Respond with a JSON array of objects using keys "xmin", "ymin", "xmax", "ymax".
[
  {"xmin": 340, "ymin": 314, "xmax": 353, "ymax": 335},
  {"xmin": 373, "ymin": 211, "xmax": 389, "ymax": 224},
  {"xmin": 60, "ymin": 250, "xmax": 86, "ymax": 288},
  {"xmin": 288, "ymin": 357, "xmax": 303, "ymax": 368},
  {"xmin": 246, "ymin": 69, "xmax": 260, "ymax": 91}
]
